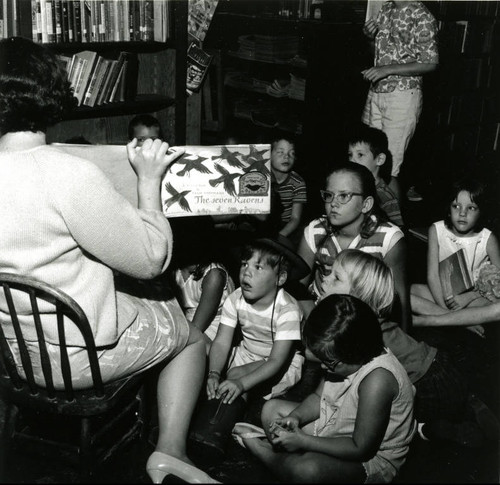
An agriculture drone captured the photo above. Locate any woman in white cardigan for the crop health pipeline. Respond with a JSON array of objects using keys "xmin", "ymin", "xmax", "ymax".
[{"xmin": 0, "ymin": 37, "xmax": 215, "ymax": 484}]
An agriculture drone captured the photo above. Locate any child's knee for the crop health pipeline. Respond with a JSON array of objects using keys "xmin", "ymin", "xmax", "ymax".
[{"xmin": 261, "ymin": 399, "xmax": 286, "ymax": 427}]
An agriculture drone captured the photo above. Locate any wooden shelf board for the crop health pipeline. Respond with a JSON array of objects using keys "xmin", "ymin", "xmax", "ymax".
[{"xmin": 66, "ymin": 95, "xmax": 175, "ymax": 120}]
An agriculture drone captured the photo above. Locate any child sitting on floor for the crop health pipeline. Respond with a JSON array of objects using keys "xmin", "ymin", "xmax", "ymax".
[
  {"xmin": 297, "ymin": 162, "xmax": 411, "ymax": 330},
  {"xmin": 169, "ymin": 227, "xmax": 235, "ymax": 353},
  {"xmin": 411, "ymin": 177, "xmax": 500, "ymax": 336},
  {"xmin": 206, "ymin": 235, "xmax": 309, "ymax": 405},
  {"xmin": 319, "ymin": 249, "xmax": 499, "ymax": 448},
  {"xmin": 270, "ymin": 136, "xmax": 307, "ymax": 244},
  {"xmin": 348, "ymin": 123, "xmax": 404, "ymax": 227},
  {"xmin": 189, "ymin": 236, "xmax": 310, "ymax": 458},
  {"xmin": 239, "ymin": 294, "xmax": 415, "ymax": 483}
]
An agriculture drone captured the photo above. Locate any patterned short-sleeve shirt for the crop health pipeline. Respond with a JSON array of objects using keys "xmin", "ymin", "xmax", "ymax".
[{"xmin": 373, "ymin": 1, "xmax": 439, "ymax": 93}]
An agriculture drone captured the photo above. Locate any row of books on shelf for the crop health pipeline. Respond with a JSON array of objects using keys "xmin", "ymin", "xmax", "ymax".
[
  {"xmin": 439, "ymin": 19, "xmax": 499, "ymax": 56},
  {"xmin": 0, "ymin": 0, "xmax": 171, "ymax": 44},
  {"xmin": 438, "ymin": 0, "xmax": 499, "ymax": 19},
  {"xmin": 60, "ymin": 50, "xmax": 137, "ymax": 107}
]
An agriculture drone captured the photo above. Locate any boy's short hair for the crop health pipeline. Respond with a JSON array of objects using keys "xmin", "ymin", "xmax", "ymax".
[
  {"xmin": 303, "ymin": 294, "xmax": 385, "ymax": 365},
  {"xmin": 271, "ymin": 135, "xmax": 295, "ymax": 152},
  {"xmin": 334, "ymin": 249, "xmax": 394, "ymax": 317},
  {"xmin": 128, "ymin": 114, "xmax": 163, "ymax": 140},
  {"xmin": 241, "ymin": 241, "xmax": 291, "ymax": 283},
  {"xmin": 348, "ymin": 123, "xmax": 393, "ymax": 184}
]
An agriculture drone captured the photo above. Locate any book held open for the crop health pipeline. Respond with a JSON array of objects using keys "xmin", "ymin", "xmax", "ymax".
[{"xmin": 53, "ymin": 143, "xmax": 271, "ymax": 218}]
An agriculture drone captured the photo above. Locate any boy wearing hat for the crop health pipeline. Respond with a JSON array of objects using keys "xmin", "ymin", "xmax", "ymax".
[{"xmin": 206, "ymin": 235, "xmax": 309, "ymax": 406}]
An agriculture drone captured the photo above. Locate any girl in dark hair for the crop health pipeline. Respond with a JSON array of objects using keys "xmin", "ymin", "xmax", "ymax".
[
  {"xmin": 240, "ymin": 294, "xmax": 416, "ymax": 483},
  {"xmin": 297, "ymin": 162, "xmax": 410, "ymax": 330},
  {"xmin": 0, "ymin": 37, "xmax": 216, "ymax": 483},
  {"xmin": 411, "ymin": 176, "xmax": 500, "ymax": 332}
]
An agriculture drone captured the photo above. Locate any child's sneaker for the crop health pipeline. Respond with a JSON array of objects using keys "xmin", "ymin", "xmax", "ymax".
[{"xmin": 407, "ymin": 186, "xmax": 423, "ymax": 202}]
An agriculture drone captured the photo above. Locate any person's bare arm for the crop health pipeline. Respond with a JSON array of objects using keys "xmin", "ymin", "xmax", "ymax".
[
  {"xmin": 414, "ymin": 301, "xmax": 500, "ymax": 327},
  {"xmin": 362, "ymin": 62, "xmax": 438, "ymax": 84},
  {"xmin": 297, "ymin": 234, "xmax": 315, "ymax": 288},
  {"xmin": 279, "ymin": 202, "xmax": 304, "ymax": 238},
  {"xmin": 384, "ymin": 238, "xmax": 411, "ymax": 332},
  {"xmin": 427, "ymin": 225, "xmax": 447, "ymax": 308}
]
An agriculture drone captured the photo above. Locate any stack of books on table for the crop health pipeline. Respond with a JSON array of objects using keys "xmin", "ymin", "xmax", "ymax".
[{"xmin": 59, "ymin": 50, "xmax": 137, "ymax": 107}]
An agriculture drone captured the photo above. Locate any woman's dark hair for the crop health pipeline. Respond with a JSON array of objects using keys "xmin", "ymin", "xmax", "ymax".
[
  {"xmin": 324, "ymin": 162, "xmax": 387, "ymax": 239},
  {"xmin": 128, "ymin": 113, "xmax": 164, "ymax": 141},
  {"xmin": 302, "ymin": 294, "xmax": 385, "ymax": 365},
  {"xmin": 241, "ymin": 241, "xmax": 291, "ymax": 279},
  {"xmin": 0, "ymin": 37, "xmax": 76, "ymax": 134},
  {"xmin": 444, "ymin": 176, "xmax": 486, "ymax": 231}
]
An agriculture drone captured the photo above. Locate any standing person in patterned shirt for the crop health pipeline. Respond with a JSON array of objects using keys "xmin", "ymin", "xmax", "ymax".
[
  {"xmin": 348, "ymin": 123, "xmax": 404, "ymax": 227},
  {"xmin": 270, "ymin": 137, "xmax": 308, "ymax": 246},
  {"xmin": 361, "ymin": 1, "xmax": 439, "ymax": 203}
]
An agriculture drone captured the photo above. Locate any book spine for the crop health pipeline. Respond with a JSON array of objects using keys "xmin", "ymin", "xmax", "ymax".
[
  {"xmin": 53, "ymin": 0, "xmax": 62, "ymax": 42},
  {"xmin": 143, "ymin": 0, "xmax": 153, "ymax": 41},
  {"xmin": 81, "ymin": 0, "xmax": 89, "ymax": 42},
  {"xmin": 138, "ymin": 0, "xmax": 145, "ymax": 41},
  {"xmin": 113, "ymin": 0, "xmax": 121, "ymax": 41},
  {"xmin": 73, "ymin": 0, "xmax": 81, "ymax": 42},
  {"xmin": 121, "ymin": 0, "xmax": 129, "ymax": 41},
  {"xmin": 45, "ymin": 0, "xmax": 55, "ymax": 42},
  {"xmin": 60, "ymin": 0, "xmax": 68, "ymax": 42},
  {"xmin": 90, "ymin": 0, "xmax": 96, "ymax": 42},
  {"xmin": 11, "ymin": 0, "xmax": 17, "ymax": 35},
  {"xmin": 31, "ymin": 0, "xmax": 39, "ymax": 41},
  {"xmin": 66, "ymin": 0, "xmax": 73, "ymax": 42},
  {"xmin": 83, "ymin": 55, "xmax": 103, "ymax": 106},
  {"xmin": 17, "ymin": 0, "xmax": 35, "ymax": 40},
  {"xmin": 39, "ymin": 0, "xmax": 48, "ymax": 42},
  {"xmin": 98, "ymin": 0, "xmax": 105, "ymax": 41}
]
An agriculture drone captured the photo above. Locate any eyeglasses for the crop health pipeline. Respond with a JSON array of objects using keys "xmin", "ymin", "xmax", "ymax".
[
  {"xmin": 321, "ymin": 357, "xmax": 342, "ymax": 372},
  {"xmin": 320, "ymin": 190, "xmax": 364, "ymax": 204}
]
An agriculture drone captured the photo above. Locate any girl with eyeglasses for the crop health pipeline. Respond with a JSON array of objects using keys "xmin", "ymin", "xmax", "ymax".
[
  {"xmin": 240, "ymin": 294, "xmax": 416, "ymax": 483},
  {"xmin": 297, "ymin": 163, "xmax": 410, "ymax": 331}
]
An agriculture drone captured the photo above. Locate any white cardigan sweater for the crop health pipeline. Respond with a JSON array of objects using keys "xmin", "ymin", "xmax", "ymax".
[{"xmin": 0, "ymin": 142, "xmax": 172, "ymax": 347}]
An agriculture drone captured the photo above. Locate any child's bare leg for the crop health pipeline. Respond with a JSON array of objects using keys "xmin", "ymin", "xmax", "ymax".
[
  {"xmin": 261, "ymin": 398, "xmax": 298, "ymax": 438},
  {"xmin": 244, "ymin": 438, "xmax": 366, "ymax": 483}
]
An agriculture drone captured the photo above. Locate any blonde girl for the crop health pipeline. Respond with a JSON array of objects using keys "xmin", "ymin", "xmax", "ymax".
[
  {"xmin": 320, "ymin": 249, "xmax": 497, "ymax": 448},
  {"xmin": 297, "ymin": 162, "xmax": 410, "ymax": 330}
]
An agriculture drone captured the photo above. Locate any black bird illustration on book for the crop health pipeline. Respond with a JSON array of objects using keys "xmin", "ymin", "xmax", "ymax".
[
  {"xmin": 175, "ymin": 155, "xmax": 212, "ymax": 177},
  {"xmin": 209, "ymin": 163, "xmax": 240, "ymax": 197},
  {"xmin": 243, "ymin": 157, "xmax": 270, "ymax": 176},
  {"xmin": 211, "ymin": 146, "xmax": 245, "ymax": 169},
  {"xmin": 241, "ymin": 144, "xmax": 269, "ymax": 164},
  {"xmin": 163, "ymin": 182, "xmax": 192, "ymax": 213}
]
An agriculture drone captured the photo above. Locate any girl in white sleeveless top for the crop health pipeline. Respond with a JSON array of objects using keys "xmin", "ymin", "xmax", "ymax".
[
  {"xmin": 411, "ymin": 178, "xmax": 500, "ymax": 335},
  {"xmin": 242, "ymin": 294, "xmax": 415, "ymax": 483}
]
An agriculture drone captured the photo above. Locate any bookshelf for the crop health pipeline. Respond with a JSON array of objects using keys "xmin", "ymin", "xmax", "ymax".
[
  {"xmin": 202, "ymin": 0, "xmax": 368, "ymax": 220},
  {"xmin": 0, "ymin": 0, "xmax": 188, "ymax": 145}
]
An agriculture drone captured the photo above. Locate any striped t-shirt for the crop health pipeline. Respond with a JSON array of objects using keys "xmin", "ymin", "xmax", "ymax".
[
  {"xmin": 273, "ymin": 171, "xmax": 307, "ymax": 225},
  {"xmin": 304, "ymin": 216, "xmax": 404, "ymax": 296},
  {"xmin": 220, "ymin": 287, "xmax": 302, "ymax": 362}
]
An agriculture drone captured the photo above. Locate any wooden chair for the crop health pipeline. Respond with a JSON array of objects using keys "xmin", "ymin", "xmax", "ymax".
[{"xmin": 0, "ymin": 272, "xmax": 149, "ymax": 479}]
